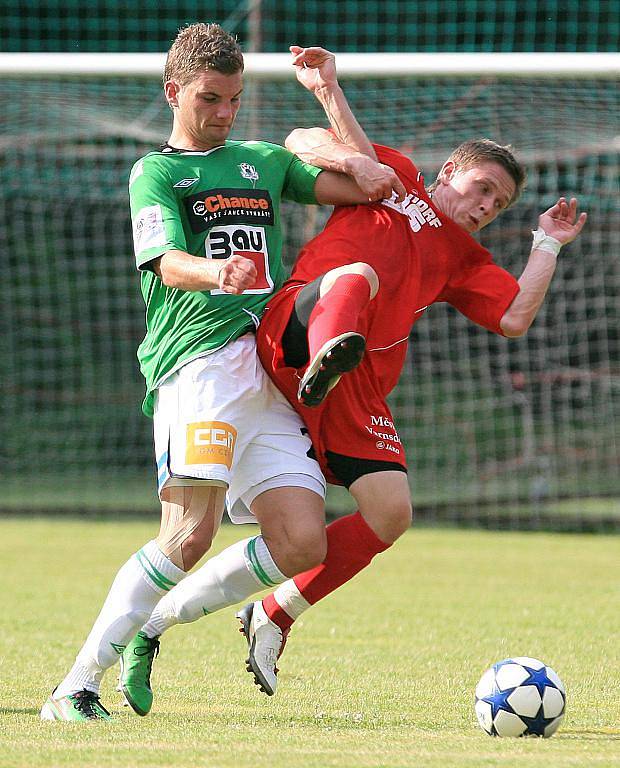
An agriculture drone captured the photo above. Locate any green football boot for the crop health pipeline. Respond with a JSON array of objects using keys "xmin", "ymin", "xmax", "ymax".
[
  {"xmin": 119, "ymin": 631, "xmax": 160, "ymax": 716},
  {"xmin": 40, "ymin": 689, "xmax": 112, "ymax": 721}
]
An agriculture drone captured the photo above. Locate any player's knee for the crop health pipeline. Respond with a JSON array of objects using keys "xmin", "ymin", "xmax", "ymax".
[
  {"xmin": 365, "ymin": 497, "xmax": 412, "ymax": 545},
  {"xmin": 383, "ymin": 498, "xmax": 413, "ymax": 542},
  {"xmin": 253, "ymin": 487, "xmax": 326, "ymax": 576},
  {"xmin": 350, "ymin": 262, "xmax": 379, "ymax": 298},
  {"xmin": 323, "ymin": 262, "xmax": 379, "ymax": 299},
  {"xmin": 179, "ymin": 530, "xmax": 216, "ymax": 570},
  {"xmin": 296, "ymin": 525, "xmax": 327, "ymax": 570},
  {"xmin": 156, "ymin": 525, "xmax": 214, "ymax": 571},
  {"xmin": 272, "ymin": 524, "xmax": 327, "ymax": 576}
]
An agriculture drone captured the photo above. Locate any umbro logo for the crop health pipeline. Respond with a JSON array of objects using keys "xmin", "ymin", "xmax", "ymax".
[
  {"xmin": 174, "ymin": 177, "xmax": 199, "ymax": 188},
  {"xmin": 110, "ymin": 642, "xmax": 127, "ymax": 654}
]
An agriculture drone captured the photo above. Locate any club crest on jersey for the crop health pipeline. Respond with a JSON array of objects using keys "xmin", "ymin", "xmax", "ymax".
[{"xmin": 239, "ymin": 163, "xmax": 259, "ymax": 186}]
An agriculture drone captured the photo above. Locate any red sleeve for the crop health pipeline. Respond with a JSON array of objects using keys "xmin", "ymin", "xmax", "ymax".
[
  {"xmin": 374, "ymin": 144, "xmax": 422, "ymax": 191},
  {"xmin": 440, "ymin": 254, "xmax": 520, "ymax": 335}
]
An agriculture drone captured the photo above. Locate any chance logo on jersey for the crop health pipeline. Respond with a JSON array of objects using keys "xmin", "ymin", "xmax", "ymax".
[
  {"xmin": 185, "ymin": 421, "xmax": 237, "ymax": 469},
  {"xmin": 185, "ymin": 188, "xmax": 274, "ymax": 232}
]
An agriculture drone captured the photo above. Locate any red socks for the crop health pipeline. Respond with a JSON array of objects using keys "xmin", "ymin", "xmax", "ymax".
[
  {"xmin": 263, "ymin": 511, "xmax": 390, "ymax": 632},
  {"xmin": 262, "ymin": 592, "xmax": 291, "ymax": 631},
  {"xmin": 306, "ymin": 274, "xmax": 371, "ymax": 363}
]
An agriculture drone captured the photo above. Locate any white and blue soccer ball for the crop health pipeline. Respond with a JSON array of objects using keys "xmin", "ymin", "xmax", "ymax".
[{"xmin": 475, "ymin": 657, "xmax": 566, "ymax": 737}]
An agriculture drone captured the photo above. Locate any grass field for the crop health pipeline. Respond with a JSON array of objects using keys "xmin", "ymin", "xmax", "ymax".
[{"xmin": 0, "ymin": 518, "xmax": 618, "ymax": 768}]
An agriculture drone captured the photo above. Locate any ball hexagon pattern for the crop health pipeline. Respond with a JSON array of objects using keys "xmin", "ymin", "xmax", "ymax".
[{"xmin": 475, "ymin": 657, "xmax": 566, "ymax": 737}]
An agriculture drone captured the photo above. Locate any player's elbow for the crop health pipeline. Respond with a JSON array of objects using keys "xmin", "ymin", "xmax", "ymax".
[
  {"xmin": 157, "ymin": 251, "xmax": 185, "ymax": 288},
  {"xmin": 158, "ymin": 266, "xmax": 178, "ymax": 288},
  {"xmin": 500, "ymin": 314, "xmax": 529, "ymax": 338},
  {"xmin": 285, "ymin": 127, "xmax": 330, "ymax": 154},
  {"xmin": 285, "ymin": 128, "xmax": 308, "ymax": 154}
]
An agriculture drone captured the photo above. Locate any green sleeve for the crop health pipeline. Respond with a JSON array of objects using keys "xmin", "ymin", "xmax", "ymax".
[
  {"xmin": 129, "ymin": 156, "xmax": 187, "ymax": 270},
  {"xmin": 265, "ymin": 144, "xmax": 323, "ymax": 205}
]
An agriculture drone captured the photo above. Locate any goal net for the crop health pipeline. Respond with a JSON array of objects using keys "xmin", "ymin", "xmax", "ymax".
[{"xmin": 2, "ymin": 54, "xmax": 618, "ymax": 528}]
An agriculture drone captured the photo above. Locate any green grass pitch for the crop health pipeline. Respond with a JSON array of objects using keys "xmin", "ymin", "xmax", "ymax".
[{"xmin": 0, "ymin": 517, "xmax": 618, "ymax": 767}]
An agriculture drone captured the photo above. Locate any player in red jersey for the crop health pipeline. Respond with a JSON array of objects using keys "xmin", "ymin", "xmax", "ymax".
[{"xmin": 236, "ymin": 47, "xmax": 587, "ymax": 695}]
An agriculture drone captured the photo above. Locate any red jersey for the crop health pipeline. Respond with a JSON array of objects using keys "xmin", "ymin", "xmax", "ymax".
[
  {"xmin": 291, "ymin": 144, "xmax": 519, "ymax": 397},
  {"xmin": 257, "ymin": 144, "xmax": 520, "ymax": 483}
]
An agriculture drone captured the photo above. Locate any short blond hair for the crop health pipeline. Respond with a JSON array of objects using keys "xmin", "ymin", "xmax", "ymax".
[
  {"xmin": 163, "ymin": 23, "xmax": 244, "ymax": 86},
  {"xmin": 428, "ymin": 138, "xmax": 526, "ymax": 207}
]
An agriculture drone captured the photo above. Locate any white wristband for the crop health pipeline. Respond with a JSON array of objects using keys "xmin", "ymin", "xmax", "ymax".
[{"xmin": 531, "ymin": 227, "xmax": 562, "ymax": 257}]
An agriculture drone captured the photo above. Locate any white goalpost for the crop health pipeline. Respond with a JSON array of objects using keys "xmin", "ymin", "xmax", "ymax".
[{"xmin": 0, "ymin": 51, "xmax": 618, "ymax": 78}]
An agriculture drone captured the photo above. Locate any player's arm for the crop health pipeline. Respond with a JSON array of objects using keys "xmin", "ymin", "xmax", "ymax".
[
  {"xmin": 287, "ymin": 128, "xmax": 404, "ymax": 204},
  {"xmin": 290, "ymin": 45, "xmax": 376, "ymax": 158},
  {"xmin": 152, "ymin": 250, "xmax": 257, "ymax": 295},
  {"xmin": 287, "ymin": 45, "xmax": 406, "ymax": 203},
  {"xmin": 499, "ymin": 197, "xmax": 587, "ymax": 337}
]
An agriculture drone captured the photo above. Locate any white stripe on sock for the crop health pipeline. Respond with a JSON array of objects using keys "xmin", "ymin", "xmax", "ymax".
[{"xmin": 272, "ymin": 579, "xmax": 312, "ymax": 621}]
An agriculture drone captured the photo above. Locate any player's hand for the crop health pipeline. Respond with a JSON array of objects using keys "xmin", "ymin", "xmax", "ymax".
[
  {"xmin": 538, "ymin": 197, "xmax": 587, "ymax": 245},
  {"xmin": 217, "ymin": 254, "xmax": 257, "ymax": 294},
  {"xmin": 344, "ymin": 156, "xmax": 407, "ymax": 203},
  {"xmin": 289, "ymin": 45, "xmax": 338, "ymax": 93}
]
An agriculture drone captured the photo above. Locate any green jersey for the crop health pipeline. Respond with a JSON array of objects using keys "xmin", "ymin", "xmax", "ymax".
[{"xmin": 129, "ymin": 141, "xmax": 322, "ymax": 416}]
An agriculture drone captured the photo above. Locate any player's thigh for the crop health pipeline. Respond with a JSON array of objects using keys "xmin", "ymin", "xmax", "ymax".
[
  {"xmin": 349, "ymin": 470, "xmax": 413, "ymax": 544},
  {"xmin": 252, "ymin": 485, "xmax": 326, "ymax": 577}
]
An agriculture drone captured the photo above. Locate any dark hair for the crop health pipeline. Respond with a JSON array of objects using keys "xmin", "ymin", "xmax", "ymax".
[
  {"xmin": 427, "ymin": 138, "xmax": 526, "ymax": 206},
  {"xmin": 163, "ymin": 23, "xmax": 244, "ymax": 86}
]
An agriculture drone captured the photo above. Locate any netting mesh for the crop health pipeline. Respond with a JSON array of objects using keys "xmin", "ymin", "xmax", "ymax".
[
  {"xmin": 2, "ymin": 71, "xmax": 618, "ymax": 525},
  {"xmin": 1, "ymin": 0, "xmax": 618, "ymax": 52},
  {"xmin": 2, "ymin": 0, "xmax": 619, "ymax": 524}
]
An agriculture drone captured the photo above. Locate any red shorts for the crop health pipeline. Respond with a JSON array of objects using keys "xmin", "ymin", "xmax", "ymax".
[{"xmin": 257, "ymin": 282, "xmax": 407, "ymax": 486}]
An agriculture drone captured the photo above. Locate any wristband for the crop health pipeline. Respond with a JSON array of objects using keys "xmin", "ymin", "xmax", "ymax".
[{"xmin": 531, "ymin": 226, "xmax": 562, "ymax": 257}]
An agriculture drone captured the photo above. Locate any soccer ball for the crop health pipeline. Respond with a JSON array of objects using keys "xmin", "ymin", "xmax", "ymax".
[{"xmin": 475, "ymin": 657, "xmax": 566, "ymax": 737}]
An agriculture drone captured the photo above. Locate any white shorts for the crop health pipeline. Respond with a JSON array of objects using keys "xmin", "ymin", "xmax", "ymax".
[{"xmin": 153, "ymin": 334, "xmax": 326, "ymax": 524}]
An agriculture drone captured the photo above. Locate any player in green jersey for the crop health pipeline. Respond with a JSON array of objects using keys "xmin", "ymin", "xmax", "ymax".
[
  {"xmin": 41, "ymin": 23, "xmax": 405, "ymax": 722},
  {"xmin": 132, "ymin": 138, "xmax": 326, "ymax": 419}
]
